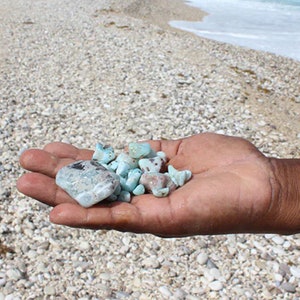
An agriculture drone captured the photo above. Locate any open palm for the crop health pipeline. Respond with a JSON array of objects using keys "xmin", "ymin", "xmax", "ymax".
[{"xmin": 17, "ymin": 133, "xmax": 276, "ymax": 236}]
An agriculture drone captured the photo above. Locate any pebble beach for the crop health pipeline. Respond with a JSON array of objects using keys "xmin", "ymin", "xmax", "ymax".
[{"xmin": 1, "ymin": 0, "xmax": 300, "ymax": 298}]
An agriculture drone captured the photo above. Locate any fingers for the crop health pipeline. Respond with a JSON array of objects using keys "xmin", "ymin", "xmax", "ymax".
[
  {"xmin": 49, "ymin": 195, "xmax": 177, "ymax": 235},
  {"xmin": 49, "ymin": 201, "xmax": 146, "ymax": 232},
  {"xmin": 43, "ymin": 142, "xmax": 93, "ymax": 160},
  {"xmin": 19, "ymin": 142, "xmax": 93, "ymax": 177},
  {"xmin": 17, "ymin": 173, "xmax": 76, "ymax": 206},
  {"xmin": 20, "ymin": 140, "xmax": 182, "ymax": 176},
  {"xmin": 19, "ymin": 149, "xmax": 75, "ymax": 178}
]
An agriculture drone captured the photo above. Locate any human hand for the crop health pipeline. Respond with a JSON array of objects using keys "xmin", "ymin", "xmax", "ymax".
[{"xmin": 17, "ymin": 133, "xmax": 299, "ymax": 236}]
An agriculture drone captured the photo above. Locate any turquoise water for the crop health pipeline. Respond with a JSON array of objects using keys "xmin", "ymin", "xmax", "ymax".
[{"xmin": 170, "ymin": 0, "xmax": 300, "ymax": 60}]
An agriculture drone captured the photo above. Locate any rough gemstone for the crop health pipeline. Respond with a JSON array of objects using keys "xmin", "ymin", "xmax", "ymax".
[
  {"xmin": 92, "ymin": 143, "xmax": 115, "ymax": 164},
  {"xmin": 56, "ymin": 160, "xmax": 120, "ymax": 207},
  {"xmin": 138, "ymin": 156, "xmax": 166, "ymax": 173},
  {"xmin": 128, "ymin": 142, "xmax": 155, "ymax": 159},
  {"xmin": 168, "ymin": 165, "xmax": 192, "ymax": 187},
  {"xmin": 140, "ymin": 172, "xmax": 177, "ymax": 197},
  {"xmin": 118, "ymin": 190, "xmax": 131, "ymax": 202},
  {"xmin": 120, "ymin": 168, "xmax": 142, "ymax": 192},
  {"xmin": 132, "ymin": 184, "xmax": 145, "ymax": 195}
]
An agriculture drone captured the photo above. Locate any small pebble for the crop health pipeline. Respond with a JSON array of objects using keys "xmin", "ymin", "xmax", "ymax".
[
  {"xmin": 44, "ymin": 285, "xmax": 56, "ymax": 296},
  {"xmin": 115, "ymin": 291, "xmax": 131, "ymax": 299},
  {"xmin": 143, "ymin": 257, "xmax": 161, "ymax": 269},
  {"xmin": 209, "ymin": 280, "xmax": 223, "ymax": 291},
  {"xmin": 4, "ymin": 295, "xmax": 20, "ymax": 300},
  {"xmin": 280, "ymin": 282, "xmax": 296, "ymax": 293},
  {"xmin": 197, "ymin": 252, "xmax": 208, "ymax": 265},
  {"xmin": 206, "ymin": 259, "xmax": 218, "ymax": 269},
  {"xmin": 274, "ymin": 273, "xmax": 283, "ymax": 282},
  {"xmin": 210, "ymin": 268, "xmax": 222, "ymax": 280},
  {"xmin": 6, "ymin": 269, "xmax": 22, "ymax": 281},
  {"xmin": 272, "ymin": 235, "xmax": 285, "ymax": 245},
  {"xmin": 159, "ymin": 286, "xmax": 172, "ymax": 298},
  {"xmin": 290, "ymin": 266, "xmax": 300, "ymax": 278},
  {"xmin": 173, "ymin": 288, "xmax": 187, "ymax": 299},
  {"xmin": 79, "ymin": 241, "xmax": 90, "ymax": 251}
]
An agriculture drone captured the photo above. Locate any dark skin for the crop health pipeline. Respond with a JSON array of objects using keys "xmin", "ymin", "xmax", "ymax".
[{"xmin": 17, "ymin": 133, "xmax": 300, "ymax": 237}]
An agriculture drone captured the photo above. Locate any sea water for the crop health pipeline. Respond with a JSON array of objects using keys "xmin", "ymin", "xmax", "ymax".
[{"xmin": 170, "ymin": 0, "xmax": 300, "ymax": 61}]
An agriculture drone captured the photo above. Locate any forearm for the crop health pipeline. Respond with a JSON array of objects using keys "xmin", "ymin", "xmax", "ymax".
[{"xmin": 267, "ymin": 158, "xmax": 300, "ymax": 234}]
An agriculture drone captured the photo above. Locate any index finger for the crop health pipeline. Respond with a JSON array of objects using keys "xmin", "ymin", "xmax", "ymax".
[{"xmin": 43, "ymin": 142, "xmax": 94, "ymax": 160}]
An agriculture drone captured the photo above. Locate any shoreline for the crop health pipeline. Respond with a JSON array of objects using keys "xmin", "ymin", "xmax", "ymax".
[{"xmin": 114, "ymin": 0, "xmax": 207, "ymax": 31}]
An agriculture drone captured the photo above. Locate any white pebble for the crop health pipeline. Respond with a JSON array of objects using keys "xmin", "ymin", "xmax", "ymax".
[
  {"xmin": 210, "ymin": 268, "xmax": 222, "ymax": 280},
  {"xmin": 209, "ymin": 280, "xmax": 223, "ymax": 291},
  {"xmin": 173, "ymin": 288, "xmax": 187, "ymax": 299},
  {"xmin": 6, "ymin": 269, "xmax": 22, "ymax": 281},
  {"xmin": 186, "ymin": 296, "xmax": 202, "ymax": 300},
  {"xmin": 133, "ymin": 277, "xmax": 141, "ymax": 288},
  {"xmin": 159, "ymin": 286, "xmax": 172, "ymax": 298},
  {"xmin": 257, "ymin": 120, "xmax": 266, "ymax": 126},
  {"xmin": 272, "ymin": 235, "xmax": 285, "ymax": 245},
  {"xmin": 290, "ymin": 266, "xmax": 300, "ymax": 278},
  {"xmin": 79, "ymin": 241, "xmax": 90, "ymax": 251},
  {"xmin": 274, "ymin": 273, "xmax": 283, "ymax": 282},
  {"xmin": 27, "ymin": 250, "xmax": 37, "ymax": 259},
  {"xmin": 100, "ymin": 273, "xmax": 112, "ymax": 281},
  {"xmin": 203, "ymin": 269, "xmax": 215, "ymax": 282},
  {"xmin": 4, "ymin": 295, "xmax": 20, "ymax": 300},
  {"xmin": 44, "ymin": 285, "xmax": 56, "ymax": 295},
  {"xmin": 143, "ymin": 257, "xmax": 160, "ymax": 269},
  {"xmin": 122, "ymin": 236, "xmax": 131, "ymax": 246},
  {"xmin": 197, "ymin": 252, "xmax": 208, "ymax": 265}
]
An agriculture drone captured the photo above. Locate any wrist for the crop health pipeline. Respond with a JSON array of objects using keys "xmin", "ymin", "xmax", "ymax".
[{"xmin": 266, "ymin": 158, "xmax": 300, "ymax": 234}]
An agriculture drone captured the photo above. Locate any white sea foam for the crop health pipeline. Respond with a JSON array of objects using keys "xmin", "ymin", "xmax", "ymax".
[{"xmin": 170, "ymin": 0, "xmax": 300, "ymax": 60}]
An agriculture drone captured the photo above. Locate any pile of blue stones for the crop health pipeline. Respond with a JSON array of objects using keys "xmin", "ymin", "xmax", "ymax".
[{"xmin": 56, "ymin": 142, "xmax": 192, "ymax": 208}]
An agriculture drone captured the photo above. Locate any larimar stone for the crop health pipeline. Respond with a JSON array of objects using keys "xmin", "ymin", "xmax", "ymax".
[
  {"xmin": 152, "ymin": 187, "xmax": 170, "ymax": 197},
  {"xmin": 116, "ymin": 161, "xmax": 131, "ymax": 177},
  {"xmin": 92, "ymin": 143, "xmax": 115, "ymax": 164},
  {"xmin": 132, "ymin": 184, "xmax": 145, "ymax": 196},
  {"xmin": 56, "ymin": 160, "xmax": 120, "ymax": 207},
  {"xmin": 120, "ymin": 169, "xmax": 142, "ymax": 192},
  {"xmin": 156, "ymin": 151, "xmax": 167, "ymax": 161},
  {"xmin": 138, "ymin": 156, "xmax": 166, "ymax": 173},
  {"xmin": 115, "ymin": 153, "xmax": 138, "ymax": 177},
  {"xmin": 116, "ymin": 153, "xmax": 138, "ymax": 168},
  {"xmin": 118, "ymin": 190, "xmax": 131, "ymax": 202},
  {"xmin": 128, "ymin": 142, "xmax": 155, "ymax": 159},
  {"xmin": 108, "ymin": 160, "xmax": 119, "ymax": 171},
  {"xmin": 140, "ymin": 172, "xmax": 177, "ymax": 197},
  {"xmin": 168, "ymin": 165, "xmax": 192, "ymax": 187}
]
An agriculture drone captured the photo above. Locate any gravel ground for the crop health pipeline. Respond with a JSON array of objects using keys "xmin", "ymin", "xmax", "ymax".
[{"xmin": 1, "ymin": 0, "xmax": 300, "ymax": 299}]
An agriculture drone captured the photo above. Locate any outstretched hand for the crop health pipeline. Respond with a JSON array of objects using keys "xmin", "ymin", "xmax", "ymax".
[{"xmin": 17, "ymin": 133, "xmax": 285, "ymax": 236}]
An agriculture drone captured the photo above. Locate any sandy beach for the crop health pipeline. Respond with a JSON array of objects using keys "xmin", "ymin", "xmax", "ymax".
[{"xmin": 1, "ymin": 0, "xmax": 300, "ymax": 298}]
